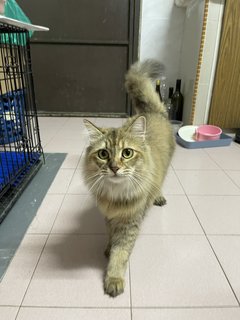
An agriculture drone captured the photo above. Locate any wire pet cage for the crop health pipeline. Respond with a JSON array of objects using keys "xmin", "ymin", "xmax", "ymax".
[{"xmin": 0, "ymin": 22, "xmax": 42, "ymax": 222}]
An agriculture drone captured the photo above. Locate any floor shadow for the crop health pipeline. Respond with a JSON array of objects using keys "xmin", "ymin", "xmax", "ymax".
[{"xmin": 48, "ymin": 200, "xmax": 108, "ymax": 273}]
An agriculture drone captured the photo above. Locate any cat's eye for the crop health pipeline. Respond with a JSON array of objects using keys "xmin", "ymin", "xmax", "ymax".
[
  {"xmin": 122, "ymin": 148, "xmax": 134, "ymax": 159},
  {"xmin": 98, "ymin": 149, "xmax": 109, "ymax": 160}
]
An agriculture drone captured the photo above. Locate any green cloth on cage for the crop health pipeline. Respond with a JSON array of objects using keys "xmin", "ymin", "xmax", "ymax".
[{"xmin": 2, "ymin": 0, "xmax": 33, "ymax": 45}]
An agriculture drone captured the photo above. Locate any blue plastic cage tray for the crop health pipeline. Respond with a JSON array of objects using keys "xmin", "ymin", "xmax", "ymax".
[
  {"xmin": 0, "ymin": 151, "xmax": 40, "ymax": 192},
  {"xmin": 0, "ymin": 90, "xmax": 25, "ymax": 145}
]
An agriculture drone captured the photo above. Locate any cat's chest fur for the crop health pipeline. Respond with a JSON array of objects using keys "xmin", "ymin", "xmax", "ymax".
[{"xmin": 97, "ymin": 192, "xmax": 147, "ymax": 219}]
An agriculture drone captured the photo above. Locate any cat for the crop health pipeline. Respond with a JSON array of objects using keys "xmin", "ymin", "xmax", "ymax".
[{"xmin": 83, "ymin": 60, "xmax": 176, "ymax": 297}]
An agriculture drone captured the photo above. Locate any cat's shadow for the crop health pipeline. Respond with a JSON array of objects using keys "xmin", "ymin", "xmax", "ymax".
[{"xmin": 47, "ymin": 201, "xmax": 108, "ymax": 273}]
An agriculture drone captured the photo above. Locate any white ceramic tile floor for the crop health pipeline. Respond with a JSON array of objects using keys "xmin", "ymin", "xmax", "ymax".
[{"xmin": 1, "ymin": 117, "xmax": 240, "ymax": 320}]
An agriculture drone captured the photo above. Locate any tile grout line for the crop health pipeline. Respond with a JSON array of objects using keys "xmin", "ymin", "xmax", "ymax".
[
  {"xmin": 201, "ymin": 147, "xmax": 226, "ymax": 171},
  {"xmin": 202, "ymin": 233, "xmax": 240, "ymax": 307},
  {"xmin": 131, "ymin": 305, "xmax": 240, "ymax": 309},
  {"xmin": 185, "ymin": 193, "xmax": 240, "ymax": 307},
  {"xmin": 202, "ymin": 146, "xmax": 240, "ymax": 191},
  {"xmin": 129, "ymin": 261, "xmax": 133, "ymax": 320},
  {"xmin": 16, "ymin": 148, "xmax": 85, "ymax": 314},
  {"xmin": 7, "ymin": 305, "xmax": 240, "ymax": 310},
  {"xmin": 15, "ymin": 305, "xmax": 132, "ymax": 310},
  {"xmin": 23, "ymin": 231, "xmax": 240, "ymax": 237},
  {"xmin": 14, "ymin": 139, "xmax": 106, "ymax": 313},
  {"xmin": 0, "ymin": 153, "xmax": 67, "ymax": 312},
  {"xmin": 17, "ymin": 181, "xmax": 67, "ymax": 310},
  {"xmin": 223, "ymin": 170, "xmax": 240, "ymax": 191},
  {"xmin": 40, "ymin": 118, "xmax": 69, "ymax": 150},
  {"xmin": 15, "ymin": 235, "xmax": 49, "ymax": 318},
  {"xmin": 16, "ymin": 155, "xmax": 81, "ymax": 313},
  {"xmin": 13, "ymin": 306, "xmax": 20, "ymax": 320},
  {"xmin": 45, "ymin": 149, "xmax": 85, "ymax": 236},
  {"xmin": 9, "ymin": 130, "xmax": 240, "ymax": 315},
  {"xmin": 206, "ymin": 148, "xmax": 240, "ymax": 191},
  {"xmin": 172, "ymin": 158, "xmax": 240, "ymax": 307}
]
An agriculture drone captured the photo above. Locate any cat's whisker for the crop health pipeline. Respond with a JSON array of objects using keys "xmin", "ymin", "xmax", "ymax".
[
  {"xmin": 130, "ymin": 173, "xmax": 160, "ymax": 197},
  {"xmin": 85, "ymin": 173, "xmax": 101, "ymax": 182},
  {"xmin": 129, "ymin": 176, "xmax": 147, "ymax": 195},
  {"xmin": 121, "ymin": 169, "xmax": 146, "ymax": 194},
  {"xmin": 95, "ymin": 178, "xmax": 105, "ymax": 202},
  {"xmin": 128, "ymin": 177, "xmax": 141, "ymax": 196},
  {"xmin": 88, "ymin": 175, "xmax": 104, "ymax": 193},
  {"xmin": 132, "ymin": 172, "xmax": 161, "ymax": 193}
]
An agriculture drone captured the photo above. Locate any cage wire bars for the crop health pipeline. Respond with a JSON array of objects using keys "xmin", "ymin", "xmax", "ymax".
[{"xmin": 0, "ymin": 22, "xmax": 43, "ymax": 222}]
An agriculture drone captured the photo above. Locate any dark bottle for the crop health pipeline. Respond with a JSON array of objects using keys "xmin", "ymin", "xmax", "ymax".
[
  {"xmin": 155, "ymin": 79, "xmax": 163, "ymax": 102},
  {"xmin": 172, "ymin": 79, "xmax": 184, "ymax": 121},
  {"xmin": 168, "ymin": 87, "xmax": 174, "ymax": 99},
  {"xmin": 166, "ymin": 87, "xmax": 174, "ymax": 120}
]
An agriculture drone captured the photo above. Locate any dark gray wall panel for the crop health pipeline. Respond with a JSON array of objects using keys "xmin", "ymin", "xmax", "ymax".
[
  {"xmin": 18, "ymin": 0, "xmax": 140, "ymax": 116},
  {"xmin": 31, "ymin": 44, "xmax": 128, "ymax": 114},
  {"xmin": 18, "ymin": 0, "xmax": 129, "ymax": 42}
]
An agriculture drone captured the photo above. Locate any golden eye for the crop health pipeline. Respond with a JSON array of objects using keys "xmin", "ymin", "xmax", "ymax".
[
  {"xmin": 122, "ymin": 148, "xmax": 134, "ymax": 159},
  {"xmin": 98, "ymin": 149, "xmax": 109, "ymax": 160}
]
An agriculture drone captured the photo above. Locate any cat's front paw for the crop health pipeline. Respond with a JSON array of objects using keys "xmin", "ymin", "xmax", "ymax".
[{"xmin": 104, "ymin": 276, "xmax": 125, "ymax": 297}]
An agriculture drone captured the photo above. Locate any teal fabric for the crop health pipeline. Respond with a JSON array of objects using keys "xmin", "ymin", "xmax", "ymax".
[{"xmin": 3, "ymin": 0, "xmax": 33, "ymax": 45}]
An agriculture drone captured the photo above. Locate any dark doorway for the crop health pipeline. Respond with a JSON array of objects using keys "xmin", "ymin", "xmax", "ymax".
[{"xmin": 18, "ymin": 0, "xmax": 140, "ymax": 117}]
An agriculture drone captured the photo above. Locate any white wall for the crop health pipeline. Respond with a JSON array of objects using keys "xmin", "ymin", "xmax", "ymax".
[
  {"xmin": 139, "ymin": 0, "xmax": 186, "ymax": 90},
  {"xmin": 193, "ymin": 0, "xmax": 225, "ymax": 125},
  {"xmin": 139, "ymin": 0, "xmax": 224, "ymax": 125},
  {"xmin": 180, "ymin": 0, "xmax": 205, "ymax": 124}
]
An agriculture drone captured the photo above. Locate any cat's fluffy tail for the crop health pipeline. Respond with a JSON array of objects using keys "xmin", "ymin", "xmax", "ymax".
[{"xmin": 125, "ymin": 59, "xmax": 167, "ymax": 116}]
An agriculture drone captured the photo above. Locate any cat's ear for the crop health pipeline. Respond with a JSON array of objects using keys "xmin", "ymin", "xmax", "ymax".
[
  {"xmin": 83, "ymin": 119, "xmax": 103, "ymax": 144},
  {"xmin": 128, "ymin": 116, "xmax": 146, "ymax": 141}
]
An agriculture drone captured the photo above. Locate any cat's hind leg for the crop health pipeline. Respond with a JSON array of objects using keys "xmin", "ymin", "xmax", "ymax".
[
  {"xmin": 104, "ymin": 243, "xmax": 111, "ymax": 258},
  {"xmin": 154, "ymin": 194, "xmax": 167, "ymax": 206},
  {"xmin": 104, "ymin": 218, "xmax": 113, "ymax": 259}
]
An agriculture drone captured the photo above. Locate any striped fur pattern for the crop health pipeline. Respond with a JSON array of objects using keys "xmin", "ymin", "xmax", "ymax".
[{"xmin": 83, "ymin": 60, "xmax": 175, "ymax": 297}]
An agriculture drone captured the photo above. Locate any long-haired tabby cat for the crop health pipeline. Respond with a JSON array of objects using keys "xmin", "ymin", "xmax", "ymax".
[{"xmin": 83, "ymin": 60, "xmax": 175, "ymax": 297}]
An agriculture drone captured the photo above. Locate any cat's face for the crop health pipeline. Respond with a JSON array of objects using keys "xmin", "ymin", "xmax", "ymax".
[
  {"xmin": 86, "ymin": 132, "xmax": 143, "ymax": 183},
  {"xmin": 83, "ymin": 117, "xmax": 148, "ymax": 198}
]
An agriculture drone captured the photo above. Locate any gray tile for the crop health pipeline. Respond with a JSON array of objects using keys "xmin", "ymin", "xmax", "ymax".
[
  {"xmin": 130, "ymin": 235, "xmax": 238, "ymax": 307},
  {"xmin": 22, "ymin": 235, "xmax": 131, "ymax": 307},
  {"xmin": 175, "ymin": 170, "xmax": 240, "ymax": 195},
  {"xmin": 0, "ymin": 307, "xmax": 18, "ymax": 320},
  {"xmin": 52, "ymin": 195, "xmax": 106, "ymax": 234},
  {"xmin": 17, "ymin": 307, "xmax": 131, "ymax": 320},
  {"xmin": 132, "ymin": 308, "xmax": 240, "ymax": 320},
  {"xmin": 209, "ymin": 236, "xmax": 240, "ymax": 302},
  {"xmin": 0, "ymin": 235, "xmax": 47, "ymax": 306},
  {"xmin": 189, "ymin": 195, "xmax": 240, "ymax": 234},
  {"xmin": 141, "ymin": 195, "xmax": 203, "ymax": 235}
]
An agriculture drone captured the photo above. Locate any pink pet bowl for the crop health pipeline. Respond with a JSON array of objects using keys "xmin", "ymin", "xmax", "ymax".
[{"xmin": 195, "ymin": 125, "xmax": 222, "ymax": 141}]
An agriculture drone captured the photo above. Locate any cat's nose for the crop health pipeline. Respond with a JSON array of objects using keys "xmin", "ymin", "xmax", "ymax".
[{"xmin": 110, "ymin": 166, "xmax": 120, "ymax": 174}]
